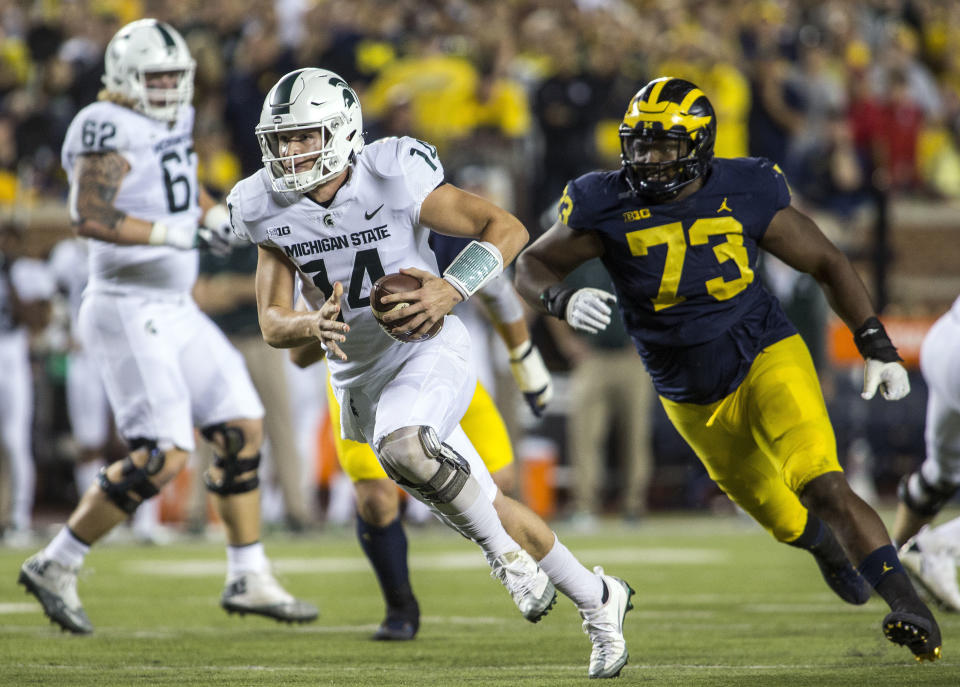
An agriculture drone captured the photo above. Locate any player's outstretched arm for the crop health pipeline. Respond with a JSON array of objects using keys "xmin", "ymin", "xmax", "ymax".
[
  {"xmin": 760, "ymin": 204, "xmax": 909, "ymax": 400},
  {"xmin": 515, "ymin": 220, "xmax": 615, "ymax": 335},
  {"xmin": 255, "ymin": 245, "xmax": 349, "ymax": 359}
]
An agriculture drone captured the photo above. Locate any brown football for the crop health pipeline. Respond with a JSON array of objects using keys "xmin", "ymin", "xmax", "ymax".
[{"xmin": 370, "ymin": 273, "xmax": 443, "ymax": 343}]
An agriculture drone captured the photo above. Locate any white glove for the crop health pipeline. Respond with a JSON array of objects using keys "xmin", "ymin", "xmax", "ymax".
[
  {"xmin": 861, "ymin": 358, "xmax": 910, "ymax": 400},
  {"xmin": 196, "ymin": 204, "xmax": 241, "ymax": 257},
  {"xmin": 509, "ymin": 341, "xmax": 553, "ymax": 417},
  {"xmin": 565, "ymin": 287, "xmax": 617, "ymax": 334}
]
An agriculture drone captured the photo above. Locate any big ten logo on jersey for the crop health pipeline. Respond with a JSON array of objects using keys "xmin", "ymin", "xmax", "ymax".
[
  {"xmin": 623, "ymin": 208, "xmax": 651, "ymax": 222},
  {"xmin": 267, "ymin": 225, "xmax": 291, "ymax": 238}
]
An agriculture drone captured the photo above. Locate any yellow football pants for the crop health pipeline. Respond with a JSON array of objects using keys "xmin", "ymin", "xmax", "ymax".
[{"xmin": 661, "ymin": 335, "xmax": 842, "ymax": 542}]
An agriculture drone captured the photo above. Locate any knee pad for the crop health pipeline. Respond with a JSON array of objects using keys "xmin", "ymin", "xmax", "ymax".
[
  {"xmin": 201, "ymin": 423, "xmax": 261, "ymax": 496},
  {"xmin": 898, "ymin": 471, "xmax": 958, "ymax": 518},
  {"xmin": 377, "ymin": 426, "xmax": 471, "ymax": 505},
  {"xmin": 98, "ymin": 438, "xmax": 164, "ymax": 514}
]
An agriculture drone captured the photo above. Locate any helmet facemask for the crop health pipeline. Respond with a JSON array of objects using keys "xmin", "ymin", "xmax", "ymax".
[
  {"xmin": 620, "ymin": 126, "xmax": 709, "ymax": 201},
  {"xmin": 135, "ymin": 66, "xmax": 195, "ymax": 122},
  {"xmin": 258, "ymin": 115, "xmax": 356, "ymax": 193}
]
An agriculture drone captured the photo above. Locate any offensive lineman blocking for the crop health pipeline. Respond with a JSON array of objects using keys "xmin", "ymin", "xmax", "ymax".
[{"xmin": 234, "ymin": 67, "xmax": 631, "ymax": 678}]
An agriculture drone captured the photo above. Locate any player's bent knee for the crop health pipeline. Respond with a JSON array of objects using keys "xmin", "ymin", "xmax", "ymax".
[
  {"xmin": 377, "ymin": 426, "xmax": 471, "ymax": 505},
  {"xmin": 201, "ymin": 423, "xmax": 261, "ymax": 496},
  {"xmin": 899, "ymin": 471, "xmax": 958, "ymax": 518},
  {"xmin": 355, "ymin": 479, "xmax": 401, "ymax": 526},
  {"xmin": 98, "ymin": 439, "xmax": 184, "ymax": 514}
]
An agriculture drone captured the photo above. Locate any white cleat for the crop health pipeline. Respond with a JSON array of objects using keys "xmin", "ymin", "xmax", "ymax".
[
  {"xmin": 490, "ymin": 550, "xmax": 557, "ymax": 622},
  {"xmin": 221, "ymin": 569, "xmax": 318, "ymax": 623},
  {"xmin": 580, "ymin": 567, "xmax": 634, "ymax": 679},
  {"xmin": 18, "ymin": 553, "xmax": 93, "ymax": 634},
  {"xmin": 900, "ymin": 527, "xmax": 960, "ymax": 613}
]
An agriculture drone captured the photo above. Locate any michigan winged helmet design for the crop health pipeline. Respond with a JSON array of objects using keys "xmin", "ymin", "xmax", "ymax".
[
  {"xmin": 619, "ymin": 77, "xmax": 716, "ymax": 201},
  {"xmin": 256, "ymin": 68, "xmax": 365, "ymax": 193}
]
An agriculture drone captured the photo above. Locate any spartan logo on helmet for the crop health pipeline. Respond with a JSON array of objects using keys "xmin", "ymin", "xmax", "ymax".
[
  {"xmin": 618, "ymin": 77, "xmax": 716, "ymax": 202},
  {"xmin": 255, "ymin": 68, "xmax": 364, "ymax": 194}
]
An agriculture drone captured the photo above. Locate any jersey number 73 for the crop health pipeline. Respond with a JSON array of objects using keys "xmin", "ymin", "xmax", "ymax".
[{"xmin": 626, "ymin": 217, "xmax": 754, "ymax": 311}]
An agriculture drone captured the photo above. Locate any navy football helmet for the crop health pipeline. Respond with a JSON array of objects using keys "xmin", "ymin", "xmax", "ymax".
[{"xmin": 619, "ymin": 77, "xmax": 716, "ymax": 201}]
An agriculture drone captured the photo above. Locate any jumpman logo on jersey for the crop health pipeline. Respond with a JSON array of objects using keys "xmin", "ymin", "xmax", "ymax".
[
  {"xmin": 717, "ymin": 197, "xmax": 732, "ymax": 213},
  {"xmin": 881, "ymin": 561, "xmax": 894, "ymax": 574}
]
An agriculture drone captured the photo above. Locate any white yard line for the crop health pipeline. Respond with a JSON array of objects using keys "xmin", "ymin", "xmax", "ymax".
[{"xmin": 123, "ymin": 547, "xmax": 728, "ymax": 576}]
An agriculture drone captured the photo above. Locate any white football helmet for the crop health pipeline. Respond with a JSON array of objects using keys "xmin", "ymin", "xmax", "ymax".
[
  {"xmin": 256, "ymin": 68, "xmax": 364, "ymax": 193},
  {"xmin": 102, "ymin": 19, "xmax": 195, "ymax": 123}
]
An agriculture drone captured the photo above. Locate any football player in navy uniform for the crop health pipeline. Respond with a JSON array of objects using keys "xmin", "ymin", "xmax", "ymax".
[{"xmin": 515, "ymin": 76, "xmax": 941, "ymax": 662}]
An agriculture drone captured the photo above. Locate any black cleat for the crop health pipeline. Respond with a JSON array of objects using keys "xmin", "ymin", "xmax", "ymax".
[
  {"xmin": 373, "ymin": 602, "xmax": 419, "ymax": 641},
  {"xmin": 882, "ymin": 611, "xmax": 942, "ymax": 662},
  {"xmin": 814, "ymin": 557, "xmax": 872, "ymax": 605}
]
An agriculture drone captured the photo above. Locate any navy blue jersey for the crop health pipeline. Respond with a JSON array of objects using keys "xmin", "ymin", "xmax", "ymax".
[
  {"xmin": 428, "ymin": 233, "xmax": 470, "ymax": 274},
  {"xmin": 561, "ymin": 157, "xmax": 797, "ymax": 403}
]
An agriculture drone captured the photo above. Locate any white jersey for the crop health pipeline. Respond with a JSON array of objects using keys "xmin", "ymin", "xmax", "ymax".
[
  {"xmin": 61, "ymin": 101, "xmax": 200, "ymax": 294},
  {"xmin": 0, "ymin": 256, "xmax": 55, "ymax": 335},
  {"xmin": 48, "ymin": 238, "xmax": 90, "ymax": 332},
  {"xmin": 229, "ymin": 136, "xmax": 447, "ymax": 387}
]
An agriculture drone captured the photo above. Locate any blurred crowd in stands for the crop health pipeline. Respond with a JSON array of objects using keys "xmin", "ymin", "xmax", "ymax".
[
  {"xmin": 4, "ymin": 0, "xmax": 960, "ymax": 223},
  {"xmin": 3, "ymin": 0, "xmax": 960, "ymax": 532}
]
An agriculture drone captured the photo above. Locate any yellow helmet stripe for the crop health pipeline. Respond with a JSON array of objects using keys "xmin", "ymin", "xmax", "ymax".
[
  {"xmin": 678, "ymin": 87, "xmax": 706, "ymax": 113},
  {"xmin": 646, "ymin": 78, "xmax": 669, "ymax": 105},
  {"xmin": 622, "ymin": 84, "xmax": 710, "ymax": 135}
]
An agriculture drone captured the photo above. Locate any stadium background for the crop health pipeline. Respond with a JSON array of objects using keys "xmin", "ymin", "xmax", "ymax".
[{"xmin": 3, "ymin": 0, "xmax": 960, "ymax": 529}]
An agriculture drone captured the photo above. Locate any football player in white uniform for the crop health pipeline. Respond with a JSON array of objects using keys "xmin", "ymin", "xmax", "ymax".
[
  {"xmin": 893, "ymin": 295, "xmax": 960, "ymax": 612},
  {"xmin": 234, "ymin": 67, "xmax": 632, "ymax": 678},
  {"xmin": 0, "ymin": 222, "xmax": 55, "ymax": 545},
  {"xmin": 48, "ymin": 237, "xmax": 166, "ymax": 543},
  {"xmin": 18, "ymin": 19, "xmax": 317, "ymax": 634}
]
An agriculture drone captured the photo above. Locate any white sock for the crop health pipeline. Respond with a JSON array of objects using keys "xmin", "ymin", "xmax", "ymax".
[
  {"xmin": 537, "ymin": 534, "xmax": 604, "ymax": 609},
  {"xmin": 432, "ymin": 477, "xmax": 519, "ymax": 560},
  {"xmin": 227, "ymin": 542, "xmax": 268, "ymax": 578},
  {"xmin": 131, "ymin": 498, "xmax": 159, "ymax": 536},
  {"xmin": 44, "ymin": 527, "xmax": 91, "ymax": 569}
]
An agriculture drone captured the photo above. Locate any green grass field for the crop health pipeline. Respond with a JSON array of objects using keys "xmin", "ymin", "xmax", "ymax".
[{"xmin": 2, "ymin": 513, "xmax": 959, "ymax": 686}]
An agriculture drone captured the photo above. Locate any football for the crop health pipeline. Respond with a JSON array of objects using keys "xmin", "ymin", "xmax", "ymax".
[{"xmin": 370, "ymin": 273, "xmax": 443, "ymax": 343}]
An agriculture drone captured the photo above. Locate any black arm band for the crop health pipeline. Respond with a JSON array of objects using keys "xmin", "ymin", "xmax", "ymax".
[
  {"xmin": 539, "ymin": 285, "xmax": 576, "ymax": 320},
  {"xmin": 853, "ymin": 316, "xmax": 902, "ymax": 362}
]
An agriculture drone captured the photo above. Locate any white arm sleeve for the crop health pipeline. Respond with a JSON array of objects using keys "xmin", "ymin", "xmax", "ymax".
[{"xmin": 475, "ymin": 272, "xmax": 525, "ymax": 324}]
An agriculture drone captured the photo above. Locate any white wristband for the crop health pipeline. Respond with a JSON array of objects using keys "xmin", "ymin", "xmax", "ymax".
[
  {"xmin": 149, "ymin": 221, "xmax": 195, "ymax": 250},
  {"xmin": 442, "ymin": 240, "xmax": 503, "ymax": 301},
  {"xmin": 148, "ymin": 221, "xmax": 168, "ymax": 246}
]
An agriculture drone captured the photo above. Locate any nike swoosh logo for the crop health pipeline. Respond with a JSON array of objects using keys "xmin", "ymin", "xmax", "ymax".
[{"xmin": 364, "ymin": 204, "xmax": 384, "ymax": 220}]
